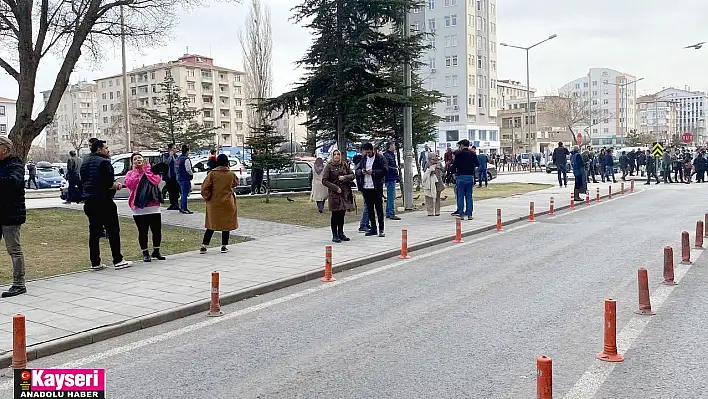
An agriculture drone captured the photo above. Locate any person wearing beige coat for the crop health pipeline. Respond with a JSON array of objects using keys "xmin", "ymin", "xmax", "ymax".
[
  {"xmin": 422, "ymin": 152, "xmax": 445, "ymax": 216},
  {"xmin": 199, "ymin": 154, "xmax": 238, "ymax": 254},
  {"xmin": 310, "ymin": 157, "xmax": 329, "ymax": 213}
]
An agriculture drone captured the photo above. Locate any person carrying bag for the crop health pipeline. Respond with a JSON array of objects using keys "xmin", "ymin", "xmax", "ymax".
[{"xmin": 125, "ymin": 153, "xmax": 166, "ymax": 263}]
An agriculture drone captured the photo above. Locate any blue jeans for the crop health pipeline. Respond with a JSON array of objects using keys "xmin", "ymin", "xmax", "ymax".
[
  {"xmin": 556, "ymin": 164, "xmax": 568, "ymax": 186},
  {"xmin": 385, "ymin": 181, "xmax": 396, "ymax": 217},
  {"xmin": 179, "ymin": 180, "xmax": 191, "ymax": 211},
  {"xmin": 478, "ymin": 168, "xmax": 488, "ymax": 186},
  {"xmin": 359, "ymin": 196, "xmax": 370, "ymax": 230},
  {"xmin": 605, "ymin": 166, "xmax": 615, "ymax": 181},
  {"xmin": 455, "ymin": 175, "xmax": 474, "ymax": 217}
]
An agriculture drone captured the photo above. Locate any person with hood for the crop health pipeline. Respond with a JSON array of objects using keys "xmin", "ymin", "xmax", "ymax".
[
  {"xmin": 619, "ymin": 151, "xmax": 629, "ymax": 181},
  {"xmin": 65, "ymin": 150, "xmax": 82, "ymax": 204},
  {"xmin": 422, "ymin": 152, "xmax": 445, "ymax": 216},
  {"xmin": 645, "ymin": 150, "xmax": 660, "ymax": 185},
  {"xmin": 383, "ymin": 142, "xmax": 401, "ymax": 220},
  {"xmin": 355, "ymin": 142, "xmax": 389, "ymax": 237},
  {"xmin": 603, "ymin": 148, "xmax": 617, "ymax": 183},
  {"xmin": 661, "ymin": 150, "xmax": 673, "ymax": 183},
  {"xmin": 322, "ymin": 150, "xmax": 355, "ymax": 243},
  {"xmin": 125, "ymin": 153, "xmax": 166, "ymax": 263},
  {"xmin": 310, "ymin": 157, "xmax": 329, "ymax": 213},
  {"xmin": 571, "ymin": 146, "xmax": 585, "ymax": 201},
  {"xmin": 0, "ymin": 137, "xmax": 27, "ymax": 297},
  {"xmin": 199, "ymin": 154, "xmax": 238, "ymax": 254},
  {"xmin": 175, "ymin": 144, "xmax": 194, "ymax": 214},
  {"xmin": 551, "ymin": 142, "xmax": 570, "ymax": 187}
]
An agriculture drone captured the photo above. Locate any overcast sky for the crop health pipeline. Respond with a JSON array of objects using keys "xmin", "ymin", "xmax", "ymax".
[{"xmin": 1, "ymin": 0, "xmax": 707, "ymax": 104}]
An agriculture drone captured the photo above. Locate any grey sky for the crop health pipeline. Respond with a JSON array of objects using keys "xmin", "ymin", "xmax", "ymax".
[{"xmin": 1, "ymin": 0, "xmax": 707, "ymax": 106}]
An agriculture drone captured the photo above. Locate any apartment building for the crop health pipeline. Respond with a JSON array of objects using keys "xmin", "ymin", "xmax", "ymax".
[
  {"xmin": 560, "ymin": 68, "xmax": 638, "ymax": 147},
  {"xmin": 499, "ymin": 96, "xmax": 570, "ymax": 155},
  {"xmin": 635, "ymin": 94, "xmax": 678, "ymax": 142},
  {"xmin": 41, "ymin": 82, "xmax": 100, "ymax": 154},
  {"xmin": 653, "ymin": 87, "xmax": 706, "ymax": 145},
  {"xmin": 95, "ymin": 54, "xmax": 247, "ymax": 152},
  {"xmin": 497, "ymin": 79, "xmax": 535, "ymax": 110},
  {"xmin": 409, "ymin": 0, "xmax": 500, "ymax": 153},
  {"xmin": 0, "ymin": 97, "xmax": 15, "ymax": 137}
]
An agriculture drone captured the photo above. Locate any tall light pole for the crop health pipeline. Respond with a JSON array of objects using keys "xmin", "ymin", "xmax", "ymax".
[
  {"xmin": 500, "ymin": 34, "xmax": 557, "ymax": 171},
  {"xmin": 120, "ymin": 5, "xmax": 131, "ymax": 152},
  {"xmin": 604, "ymin": 77, "xmax": 643, "ymax": 146},
  {"xmin": 402, "ymin": 9, "xmax": 413, "ymax": 210}
]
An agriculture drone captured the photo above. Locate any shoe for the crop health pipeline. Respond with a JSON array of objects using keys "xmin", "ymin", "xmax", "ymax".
[
  {"xmin": 151, "ymin": 249, "xmax": 166, "ymax": 260},
  {"xmin": 1, "ymin": 286, "xmax": 26, "ymax": 298},
  {"xmin": 644, "ymin": 182, "xmax": 650, "ymax": 185},
  {"xmin": 180, "ymin": 209, "xmax": 194, "ymax": 214},
  {"xmin": 559, "ymin": 184, "xmax": 563, "ymax": 188},
  {"xmin": 90, "ymin": 264, "xmax": 107, "ymax": 271},
  {"xmin": 435, "ymin": 214, "xmax": 440, "ymax": 216},
  {"xmin": 167, "ymin": 205, "xmax": 179, "ymax": 210},
  {"xmin": 332, "ymin": 235, "xmax": 342, "ymax": 243},
  {"xmin": 358, "ymin": 227, "xmax": 369, "ymax": 233},
  {"xmin": 388, "ymin": 215, "xmax": 401, "ymax": 221},
  {"xmin": 199, "ymin": 247, "xmax": 207, "ymax": 254},
  {"xmin": 62, "ymin": 201, "xmax": 71, "ymax": 204},
  {"xmin": 142, "ymin": 250, "xmax": 151, "ymax": 263},
  {"xmin": 467, "ymin": 216, "xmax": 474, "ymax": 220},
  {"xmin": 655, "ymin": 181, "xmax": 660, "ymax": 185},
  {"xmin": 378, "ymin": 231, "xmax": 386, "ymax": 238},
  {"xmin": 220, "ymin": 246, "xmax": 229, "ymax": 253},
  {"xmin": 564, "ymin": 184, "xmax": 567, "ymax": 188},
  {"xmin": 113, "ymin": 260, "xmax": 133, "ymax": 270},
  {"xmin": 365, "ymin": 231, "xmax": 377, "ymax": 237},
  {"xmin": 451, "ymin": 212, "xmax": 460, "ymax": 216},
  {"xmin": 338, "ymin": 233, "xmax": 350, "ymax": 242}
]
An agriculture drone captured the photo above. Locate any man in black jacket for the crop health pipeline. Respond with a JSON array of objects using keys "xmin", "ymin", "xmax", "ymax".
[
  {"xmin": 80, "ymin": 140, "xmax": 132, "ymax": 270},
  {"xmin": 0, "ymin": 137, "xmax": 27, "ymax": 297},
  {"xmin": 355, "ymin": 142, "xmax": 388, "ymax": 237},
  {"xmin": 552, "ymin": 142, "xmax": 570, "ymax": 187},
  {"xmin": 451, "ymin": 139, "xmax": 479, "ymax": 220}
]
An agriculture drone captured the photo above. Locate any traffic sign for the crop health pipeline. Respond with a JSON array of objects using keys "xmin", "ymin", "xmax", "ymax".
[
  {"xmin": 682, "ymin": 132, "xmax": 694, "ymax": 143},
  {"xmin": 652, "ymin": 142, "xmax": 664, "ymax": 157}
]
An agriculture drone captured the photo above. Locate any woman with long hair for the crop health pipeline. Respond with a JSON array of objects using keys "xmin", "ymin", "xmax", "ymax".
[
  {"xmin": 124, "ymin": 153, "xmax": 166, "ymax": 263},
  {"xmin": 310, "ymin": 157, "xmax": 329, "ymax": 213},
  {"xmin": 321, "ymin": 150, "xmax": 355, "ymax": 243},
  {"xmin": 200, "ymin": 154, "xmax": 238, "ymax": 254}
]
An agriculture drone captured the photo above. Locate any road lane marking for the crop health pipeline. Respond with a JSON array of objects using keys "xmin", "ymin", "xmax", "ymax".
[
  {"xmin": 0, "ymin": 223, "xmax": 535, "ymax": 391},
  {"xmin": 563, "ymin": 247, "xmax": 703, "ymax": 399}
]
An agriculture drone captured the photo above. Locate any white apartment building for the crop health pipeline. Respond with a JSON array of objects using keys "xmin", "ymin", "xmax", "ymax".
[
  {"xmin": 410, "ymin": 0, "xmax": 500, "ymax": 153},
  {"xmin": 635, "ymin": 94, "xmax": 678, "ymax": 143},
  {"xmin": 497, "ymin": 79, "xmax": 535, "ymax": 110},
  {"xmin": 41, "ymin": 82, "xmax": 100, "ymax": 155},
  {"xmin": 560, "ymin": 68, "xmax": 638, "ymax": 147},
  {"xmin": 95, "ymin": 54, "xmax": 247, "ymax": 152},
  {"xmin": 0, "ymin": 96, "xmax": 15, "ymax": 137},
  {"xmin": 653, "ymin": 87, "xmax": 707, "ymax": 145}
]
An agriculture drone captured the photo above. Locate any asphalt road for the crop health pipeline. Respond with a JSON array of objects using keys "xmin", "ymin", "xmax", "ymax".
[{"xmin": 3, "ymin": 182, "xmax": 708, "ymax": 399}]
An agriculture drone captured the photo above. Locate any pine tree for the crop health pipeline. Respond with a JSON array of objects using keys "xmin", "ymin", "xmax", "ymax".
[
  {"xmin": 246, "ymin": 122, "xmax": 293, "ymax": 202},
  {"xmin": 132, "ymin": 75, "xmax": 216, "ymax": 150}
]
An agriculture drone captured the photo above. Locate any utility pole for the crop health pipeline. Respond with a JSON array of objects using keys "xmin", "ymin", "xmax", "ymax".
[
  {"xmin": 120, "ymin": 5, "xmax": 131, "ymax": 152},
  {"xmin": 402, "ymin": 8, "xmax": 413, "ymax": 210}
]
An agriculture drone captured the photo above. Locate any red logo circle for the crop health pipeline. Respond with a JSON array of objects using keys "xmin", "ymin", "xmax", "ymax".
[{"xmin": 20, "ymin": 370, "xmax": 30, "ymax": 380}]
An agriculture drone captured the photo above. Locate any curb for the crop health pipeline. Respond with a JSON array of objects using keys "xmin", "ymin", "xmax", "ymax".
[{"xmin": 0, "ymin": 188, "xmax": 638, "ymax": 368}]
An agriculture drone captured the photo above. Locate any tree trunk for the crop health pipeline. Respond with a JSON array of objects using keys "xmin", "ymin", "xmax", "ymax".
[
  {"xmin": 265, "ymin": 169, "xmax": 270, "ymax": 204},
  {"xmin": 9, "ymin": 123, "xmax": 39, "ymax": 162}
]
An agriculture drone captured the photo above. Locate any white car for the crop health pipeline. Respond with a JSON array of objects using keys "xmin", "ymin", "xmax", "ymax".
[{"xmin": 190, "ymin": 156, "xmax": 252, "ymax": 194}]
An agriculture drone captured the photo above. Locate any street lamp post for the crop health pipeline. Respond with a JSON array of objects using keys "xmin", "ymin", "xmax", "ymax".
[
  {"xmin": 501, "ymin": 34, "xmax": 557, "ymax": 171},
  {"xmin": 604, "ymin": 77, "xmax": 643, "ymax": 146}
]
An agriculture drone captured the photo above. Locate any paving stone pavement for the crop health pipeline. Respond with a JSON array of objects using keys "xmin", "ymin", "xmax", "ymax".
[{"xmin": 1, "ymin": 181, "xmax": 638, "ymax": 355}]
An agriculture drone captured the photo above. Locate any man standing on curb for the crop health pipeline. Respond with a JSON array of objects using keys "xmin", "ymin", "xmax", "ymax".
[
  {"xmin": 176, "ymin": 144, "xmax": 194, "ymax": 214},
  {"xmin": 0, "ymin": 137, "xmax": 27, "ymax": 297},
  {"xmin": 645, "ymin": 150, "xmax": 660, "ymax": 185},
  {"xmin": 451, "ymin": 139, "xmax": 478, "ymax": 220},
  {"xmin": 161, "ymin": 143, "xmax": 180, "ymax": 210},
  {"xmin": 65, "ymin": 150, "xmax": 82, "ymax": 204},
  {"xmin": 383, "ymin": 142, "xmax": 400, "ymax": 221},
  {"xmin": 552, "ymin": 142, "xmax": 569, "ymax": 188},
  {"xmin": 477, "ymin": 150, "xmax": 488, "ymax": 188},
  {"xmin": 356, "ymin": 142, "xmax": 388, "ymax": 237},
  {"xmin": 81, "ymin": 140, "xmax": 132, "ymax": 270}
]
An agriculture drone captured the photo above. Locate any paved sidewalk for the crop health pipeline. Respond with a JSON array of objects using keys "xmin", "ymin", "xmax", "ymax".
[{"xmin": 0, "ymin": 181, "xmax": 638, "ymax": 359}]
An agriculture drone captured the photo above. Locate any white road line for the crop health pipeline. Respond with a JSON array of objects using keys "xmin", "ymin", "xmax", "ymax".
[
  {"xmin": 0, "ymin": 223, "xmax": 533, "ymax": 391},
  {"xmin": 563, "ymin": 248, "xmax": 702, "ymax": 399}
]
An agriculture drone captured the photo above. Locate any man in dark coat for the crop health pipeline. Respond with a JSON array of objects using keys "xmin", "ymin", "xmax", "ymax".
[
  {"xmin": 0, "ymin": 137, "xmax": 27, "ymax": 297},
  {"xmin": 161, "ymin": 143, "xmax": 180, "ymax": 210},
  {"xmin": 383, "ymin": 142, "xmax": 400, "ymax": 220},
  {"xmin": 693, "ymin": 152, "xmax": 708, "ymax": 183},
  {"xmin": 552, "ymin": 142, "xmax": 570, "ymax": 187},
  {"xmin": 619, "ymin": 151, "xmax": 629, "ymax": 181},
  {"xmin": 571, "ymin": 146, "xmax": 585, "ymax": 201},
  {"xmin": 65, "ymin": 150, "xmax": 82, "ymax": 204},
  {"xmin": 355, "ymin": 142, "xmax": 389, "ymax": 237},
  {"xmin": 645, "ymin": 150, "xmax": 660, "ymax": 185}
]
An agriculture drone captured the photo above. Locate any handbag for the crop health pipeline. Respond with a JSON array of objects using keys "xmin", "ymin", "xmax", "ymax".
[{"xmin": 135, "ymin": 174, "xmax": 163, "ymax": 208}]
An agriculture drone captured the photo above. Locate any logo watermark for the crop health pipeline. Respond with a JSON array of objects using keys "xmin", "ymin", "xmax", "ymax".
[{"xmin": 14, "ymin": 368, "xmax": 105, "ymax": 398}]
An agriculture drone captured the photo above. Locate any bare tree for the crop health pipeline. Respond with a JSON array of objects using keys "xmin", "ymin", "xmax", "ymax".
[
  {"xmin": 238, "ymin": 0, "xmax": 272, "ymax": 130},
  {"xmin": 0, "ymin": 0, "xmax": 227, "ymax": 161},
  {"xmin": 65, "ymin": 121, "xmax": 86, "ymax": 153},
  {"xmin": 544, "ymin": 94, "xmax": 609, "ymax": 145}
]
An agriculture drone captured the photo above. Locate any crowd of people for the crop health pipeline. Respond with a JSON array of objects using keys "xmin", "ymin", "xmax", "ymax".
[{"xmin": 0, "ymin": 136, "xmax": 241, "ymax": 298}]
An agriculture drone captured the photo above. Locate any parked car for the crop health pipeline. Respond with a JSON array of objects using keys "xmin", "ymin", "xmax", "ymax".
[
  {"xmin": 254, "ymin": 161, "xmax": 313, "ymax": 193},
  {"xmin": 31, "ymin": 161, "xmax": 65, "ymax": 189},
  {"xmin": 546, "ymin": 156, "xmax": 572, "ymax": 174},
  {"xmin": 191, "ymin": 156, "xmax": 251, "ymax": 194}
]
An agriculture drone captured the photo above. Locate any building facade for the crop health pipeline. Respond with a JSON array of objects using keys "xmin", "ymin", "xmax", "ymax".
[
  {"xmin": 0, "ymin": 96, "xmax": 16, "ymax": 137},
  {"xmin": 409, "ymin": 0, "xmax": 500, "ymax": 153},
  {"xmin": 635, "ymin": 94, "xmax": 678, "ymax": 143},
  {"xmin": 41, "ymin": 82, "xmax": 99, "ymax": 155},
  {"xmin": 497, "ymin": 79, "xmax": 535, "ymax": 110},
  {"xmin": 653, "ymin": 87, "xmax": 706, "ymax": 145},
  {"xmin": 95, "ymin": 54, "xmax": 247, "ymax": 152},
  {"xmin": 499, "ymin": 96, "xmax": 571, "ymax": 155},
  {"xmin": 560, "ymin": 68, "xmax": 638, "ymax": 146}
]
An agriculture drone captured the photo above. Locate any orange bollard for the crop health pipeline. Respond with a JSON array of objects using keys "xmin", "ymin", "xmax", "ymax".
[
  {"xmin": 630, "ymin": 180, "xmax": 635, "ymax": 193},
  {"xmin": 529, "ymin": 202, "xmax": 536, "ymax": 222},
  {"xmin": 12, "ymin": 314, "xmax": 27, "ymax": 369},
  {"xmin": 662, "ymin": 246, "xmax": 677, "ymax": 286},
  {"xmin": 496, "ymin": 208, "xmax": 503, "ymax": 231},
  {"xmin": 207, "ymin": 272, "xmax": 223, "ymax": 317},
  {"xmin": 596, "ymin": 187, "xmax": 600, "ymax": 202},
  {"xmin": 322, "ymin": 245, "xmax": 336, "ymax": 282},
  {"xmin": 696, "ymin": 221, "xmax": 704, "ymax": 249},
  {"xmin": 597, "ymin": 298, "xmax": 624, "ymax": 362},
  {"xmin": 570, "ymin": 193, "xmax": 575, "ymax": 209},
  {"xmin": 620, "ymin": 182, "xmax": 625, "ymax": 195},
  {"xmin": 705, "ymin": 213, "xmax": 708, "ymax": 238},
  {"xmin": 585, "ymin": 192, "xmax": 590, "ymax": 206},
  {"xmin": 634, "ymin": 268, "xmax": 656, "ymax": 316},
  {"xmin": 681, "ymin": 231, "xmax": 692, "ymax": 264},
  {"xmin": 399, "ymin": 229, "xmax": 410, "ymax": 259},
  {"xmin": 453, "ymin": 217, "xmax": 463, "ymax": 243},
  {"xmin": 537, "ymin": 356, "xmax": 552, "ymax": 399},
  {"xmin": 549, "ymin": 197, "xmax": 555, "ymax": 216},
  {"xmin": 608, "ymin": 185, "xmax": 612, "ymax": 199}
]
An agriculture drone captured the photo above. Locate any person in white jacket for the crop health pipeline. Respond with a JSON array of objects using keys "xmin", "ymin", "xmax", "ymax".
[{"xmin": 422, "ymin": 152, "xmax": 445, "ymax": 216}]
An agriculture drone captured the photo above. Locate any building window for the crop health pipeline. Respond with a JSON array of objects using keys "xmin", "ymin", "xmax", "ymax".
[
  {"xmin": 451, "ymin": 34, "xmax": 457, "ymax": 46},
  {"xmin": 413, "ymin": 21, "xmax": 419, "ymax": 32},
  {"xmin": 445, "ymin": 56, "xmax": 452, "ymax": 67},
  {"xmin": 151, "ymin": 72, "xmax": 156, "ymax": 80},
  {"xmin": 109, "ymin": 92, "xmax": 113, "ymax": 100},
  {"xmin": 102, "ymin": 105, "xmax": 107, "ymax": 112},
  {"xmin": 188, "ymin": 95, "xmax": 196, "ymax": 103},
  {"xmin": 477, "ymin": 57, "xmax": 482, "ymax": 69},
  {"xmin": 490, "ymin": 22, "xmax": 496, "ymax": 34},
  {"xmin": 188, "ymin": 82, "xmax": 195, "ymax": 90},
  {"xmin": 446, "ymin": 130, "xmax": 459, "ymax": 141},
  {"xmin": 187, "ymin": 69, "xmax": 195, "ymax": 77},
  {"xmin": 101, "ymin": 93, "xmax": 106, "ymax": 100},
  {"xmin": 428, "ymin": 0, "xmax": 435, "ymax": 9},
  {"xmin": 444, "ymin": 15, "xmax": 450, "ymax": 26},
  {"xmin": 413, "ymin": 6, "xmax": 420, "ymax": 12},
  {"xmin": 477, "ymin": 16, "xmax": 482, "ymax": 30},
  {"xmin": 429, "ymin": 58, "xmax": 436, "ymax": 69},
  {"xmin": 451, "ymin": 75, "xmax": 458, "ymax": 86},
  {"xmin": 450, "ymin": 14, "xmax": 457, "ymax": 25},
  {"xmin": 0, "ymin": 105, "xmax": 4, "ymax": 116},
  {"xmin": 235, "ymin": 99, "xmax": 242, "ymax": 106},
  {"xmin": 130, "ymin": 87, "xmax": 136, "ymax": 96},
  {"xmin": 451, "ymin": 55, "xmax": 458, "ymax": 66},
  {"xmin": 428, "ymin": 19, "xmax": 436, "ymax": 32},
  {"xmin": 101, "ymin": 82, "xmax": 106, "ymax": 88},
  {"xmin": 0, "ymin": 124, "xmax": 6, "ymax": 134},
  {"xmin": 103, "ymin": 117, "xmax": 108, "ymax": 124},
  {"xmin": 491, "ymin": 61, "xmax": 496, "ymax": 71}
]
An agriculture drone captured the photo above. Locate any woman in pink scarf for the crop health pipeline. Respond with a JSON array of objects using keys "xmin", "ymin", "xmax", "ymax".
[{"xmin": 125, "ymin": 153, "xmax": 166, "ymax": 262}]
